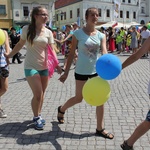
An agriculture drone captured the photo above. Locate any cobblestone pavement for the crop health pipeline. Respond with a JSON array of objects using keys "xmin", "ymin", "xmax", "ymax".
[{"xmin": 0, "ymin": 49, "xmax": 150, "ymax": 150}]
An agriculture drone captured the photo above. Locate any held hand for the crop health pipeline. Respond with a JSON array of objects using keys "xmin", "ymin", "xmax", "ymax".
[
  {"xmin": 56, "ymin": 65, "xmax": 63, "ymax": 75},
  {"xmin": 58, "ymin": 73, "xmax": 68, "ymax": 83},
  {"xmin": 6, "ymin": 57, "xmax": 10, "ymax": 65},
  {"xmin": 60, "ymin": 40, "xmax": 64, "ymax": 44}
]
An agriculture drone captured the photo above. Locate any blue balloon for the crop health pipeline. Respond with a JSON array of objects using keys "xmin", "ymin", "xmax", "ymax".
[{"xmin": 96, "ymin": 54, "xmax": 122, "ymax": 80}]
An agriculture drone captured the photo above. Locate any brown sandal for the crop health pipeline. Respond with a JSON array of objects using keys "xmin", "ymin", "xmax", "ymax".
[
  {"xmin": 120, "ymin": 141, "xmax": 133, "ymax": 150},
  {"xmin": 57, "ymin": 106, "xmax": 65, "ymax": 124},
  {"xmin": 95, "ymin": 128, "xmax": 114, "ymax": 139}
]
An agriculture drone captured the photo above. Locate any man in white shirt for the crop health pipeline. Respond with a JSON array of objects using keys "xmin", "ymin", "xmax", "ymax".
[{"xmin": 141, "ymin": 26, "xmax": 150, "ymax": 57}]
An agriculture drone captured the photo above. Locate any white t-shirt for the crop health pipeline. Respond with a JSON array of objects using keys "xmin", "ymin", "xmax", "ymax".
[
  {"xmin": 21, "ymin": 25, "xmax": 54, "ymax": 70},
  {"xmin": 141, "ymin": 30, "xmax": 150, "ymax": 39}
]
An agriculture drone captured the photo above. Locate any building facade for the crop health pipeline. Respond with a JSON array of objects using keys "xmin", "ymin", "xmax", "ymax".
[
  {"xmin": 0, "ymin": 0, "xmax": 13, "ymax": 30},
  {"xmin": 0, "ymin": 0, "xmax": 150, "ymax": 30},
  {"xmin": 12, "ymin": 0, "xmax": 55, "ymax": 27},
  {"xmin": 0, "ymin": 0, "xmax": 55, "ymax": 30},
  {"xmin": 55, "ymin": 0, "xmax": 150, "ymax": 28}
]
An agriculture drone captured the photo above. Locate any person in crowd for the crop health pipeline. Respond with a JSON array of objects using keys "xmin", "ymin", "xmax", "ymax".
[
  {"xmin": 116, "ymin": 30, "xmax": 123, "ymax": 54},
  {"xmin": 56, "ymin": 27, "xmax": 63, "ymax": 52},
  {"xmin": 120, "ymin": 35, "xmax": 150, "ymax": 150},
  {"xmin": 130, "ymin": 26, "xmax": 139, "ymax": 54},
  {"xmin": 108, "ymin": 27, "xmax": 116, "ymax": 53},
  {"xmin": 6, "ymin": 6, "xmax": 62, "ymax": 130},
  {"xmin": 140, "ymin": 25, "xmax": 150, "ymax": 57},
  {"xmin": 120, "ymin": 27, "xmax": 127, "ymax": 52},
  {"xmin": 72, "ymin": 22, "xmax": 80, "ymax": 31},
  {"xmin": 126, "ymin": 30, "xmax": 132, "ymax": 53},
  {"xmin": 0, "ymin": 29, "xmax": 10, "ymax": 118},
  {"xmin": 57, "ymin": 7, "xmax": 114, "ymax": 139},
  {"xmin": 61, "ymin": 24, "xmax": 74, "ymax": 71},
  {"xmin": 9, "ymin": 27, "xmax": 22, "ymax": 64},
  {"xmin": 72, "ymin": 22, "xmax": 79, "ymax": 66}
]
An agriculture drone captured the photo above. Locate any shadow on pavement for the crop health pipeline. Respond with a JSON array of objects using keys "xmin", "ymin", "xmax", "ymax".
[
  {"xmin": 0, "ymin": 121, "xmax": 94, "ymax": 150},
  {"xmin": 9, "ymin": 78, "xmax": 27, "ymax": 84}
]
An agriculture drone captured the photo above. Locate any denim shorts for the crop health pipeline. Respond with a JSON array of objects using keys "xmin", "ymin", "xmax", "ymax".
[
  {"xmin": 145, "ymin": 110, "xmax": 150, "ymax": 122},
  {"xmin": 24, "ymin": 69, "xmax": 48, "ymax": 77},
  {"xmin": 74, "ymin": 73, "xmax": 98, "ymax": 81}
]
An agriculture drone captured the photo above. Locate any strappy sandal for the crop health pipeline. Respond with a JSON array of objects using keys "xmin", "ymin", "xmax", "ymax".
[
  {"xmin": 120, "ymin": 140, "xmax": 133, "ymax": 150},
  {"xmin": 57, "ymin": 106, "xmax": 65, "ymax": 124},
  {"xmin": 95, "ymin": 128, "xmax": 114, "ymax": 139}
]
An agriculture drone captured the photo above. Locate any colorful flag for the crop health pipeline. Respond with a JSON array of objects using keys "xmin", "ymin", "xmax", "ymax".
[{"xmin": 112, "ymin": 21, "xmax": 118, "ymax": 28}]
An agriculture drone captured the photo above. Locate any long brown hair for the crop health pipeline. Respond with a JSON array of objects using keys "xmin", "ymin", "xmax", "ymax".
[{"xmin": 27, "ymin": 6, "xmax": 43, "ymax": 45}]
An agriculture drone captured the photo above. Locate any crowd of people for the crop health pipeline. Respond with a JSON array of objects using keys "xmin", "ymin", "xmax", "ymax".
[
  {"xmin": 0, "ymin": 6, "xmax": 150, "ymax": 150},
  {"xmin": 99, "ymin": 25, "xmax": 150, "ymax": 57}
]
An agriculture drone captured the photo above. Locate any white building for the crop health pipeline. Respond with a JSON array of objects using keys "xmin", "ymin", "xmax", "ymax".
[
  {"xmin": 9, "ymin": 0, "xmax": 150, "ymax": 29},
  {"xmin": 11, "ymin": 0, "xmax": 55, "ymax": 26},
  {"xmin": 55, "ymin": 0, "xmax": 150, "ymax": 28}
]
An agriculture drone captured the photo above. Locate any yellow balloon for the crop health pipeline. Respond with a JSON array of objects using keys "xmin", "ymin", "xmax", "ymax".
[
  {"xmin": 0, "ymin": 29, "xmax": 6, "ymax": 46},
  {"xmin": 82, "ymin": 76, "xmax": 111, "ymax": 106}
]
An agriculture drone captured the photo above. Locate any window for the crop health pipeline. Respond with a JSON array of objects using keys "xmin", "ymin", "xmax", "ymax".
[
  {"xmin": 23, "ymin": 6, "xmax": 29, "ymax": 17},
  {"xmin": 98, "ymin": 8, "xmax": 101, "ymax": 17},
  {"xmin": 128, "ymin": 0, "xmax": 131, "ymax": 3},
  {"xmin": 122, "ymin": 0, "xmax": 125, "ymax": 2},
  {"xmin": 61, "ymin": 15, "xmax": 63, "ymax": 20},
  {"xmin": 106, "ymin": 9, "xmax": 110, "ymax": 17},
  {"xmin": 141, "ymin": 7, "xmax": 145, "ymax": 13},
  {"xmin": 64, "ymin": 12, "xmax": 66, "ymax": 20},
  {"xmin": 56, "ymin": 14, "xmax": 58, "ymax": 21},
  {"xmin": 120, "ymin": 10, "xmax": 123, "ymax": 18},
  {"xmin": 15, "ymin": 11, "xmax": 19, "ymax": 17},
  {"xmin": 77, "ymin": 8, "xmax": 80, "ymax": 17},
  {"xmin": 70, "ymin": 10, "xmax": 72, "ymax": 18},
  {"xmin": 126, "ymin": 11, "xmax": 129, "ymax": 18},
  {"xmin": 133, "ymin": 11, "xmax": 136, "ymax": 19},
  {"xmin": 0, "ymin": 5, "xmax": 6, "ymax": 15}
]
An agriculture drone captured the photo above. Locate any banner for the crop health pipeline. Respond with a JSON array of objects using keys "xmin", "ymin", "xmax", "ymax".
[
  {"xmin": 114, "ymin": 0, "xmax": 121, "ymax": 19},
  {"xmin": 77, "ymin": 16, "xmax": 80, "ymax": 27}
]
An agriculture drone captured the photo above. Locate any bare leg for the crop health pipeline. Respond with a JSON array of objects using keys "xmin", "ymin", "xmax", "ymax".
[
  {"xmin": 39, "ymin": 75, "xmax": 49, "ymax": 114},
  {"xmin": 26, "ymin": 75, "xmax": 48, "ymax": 117},
  {"xmin": 127, "ymin": 120, "xmax": 150, "ymax": 146},
  {"xmin": 96, "ymin": 105, "xmax": 104, "ymax": 130},
  {"xmin": 60, "ymin": 80, "xmax": 86, "ymax": 113},
  {"xmin": 96, "ymin": 105, "xmax": 114, "ymax": 139},
  {"xmin": 0, "ymin": 77, "xmax": 8, "ymax": 109}
]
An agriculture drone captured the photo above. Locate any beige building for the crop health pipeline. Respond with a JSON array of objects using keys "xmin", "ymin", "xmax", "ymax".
[
  {"xmin": 0, "ymin": 0, "xmax": 13, "ymax": 30},
  {"xmin": 0, "ymin": 0, "xmax": 55, "ymax": 30}
]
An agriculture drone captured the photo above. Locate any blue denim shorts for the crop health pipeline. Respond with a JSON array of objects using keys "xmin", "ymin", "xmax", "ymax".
[
  {"xmin": 145, "ymin": 110, "xmax": 150, "ymax": 122},
  {"xmin": 24, "ymin": 69, "xmax": 48, "ymax": 77}
]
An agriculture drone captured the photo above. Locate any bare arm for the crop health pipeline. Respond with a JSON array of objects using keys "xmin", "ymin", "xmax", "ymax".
[
  {"xmin": 4, "ymin": 31, "xmax": 10, "ymax": 55},
  {"xmin": 101, "ymin": 35, "xmax": 108, "ymax": 54},
  {"xmin": 49, "ymin": 43, "xmax": 60, "ymax": 61},
  {"xmin": 59, "ymin": 35, "xmax": 77, "ymax": 82},
  {"xmin": 54, "ymin": 38, "xmax": 61, "ymax": 43},
  {"xmin": 62, "ymin": 34, "xmax": 73, "ymax": 43},
  {"xmin": 49, "ymin": 43, "xmax": 62, "ymax": 74},
  {"xmin": 122, "ymin": 37, "xmax": 150, "ymax": 69},
  {"xmin": 64, "ymin": 35, "xmax": 77, "ymax": 75},
  {"xmin": 8, "ymin": 38, "xmax": 26, "ymax": 58}
]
